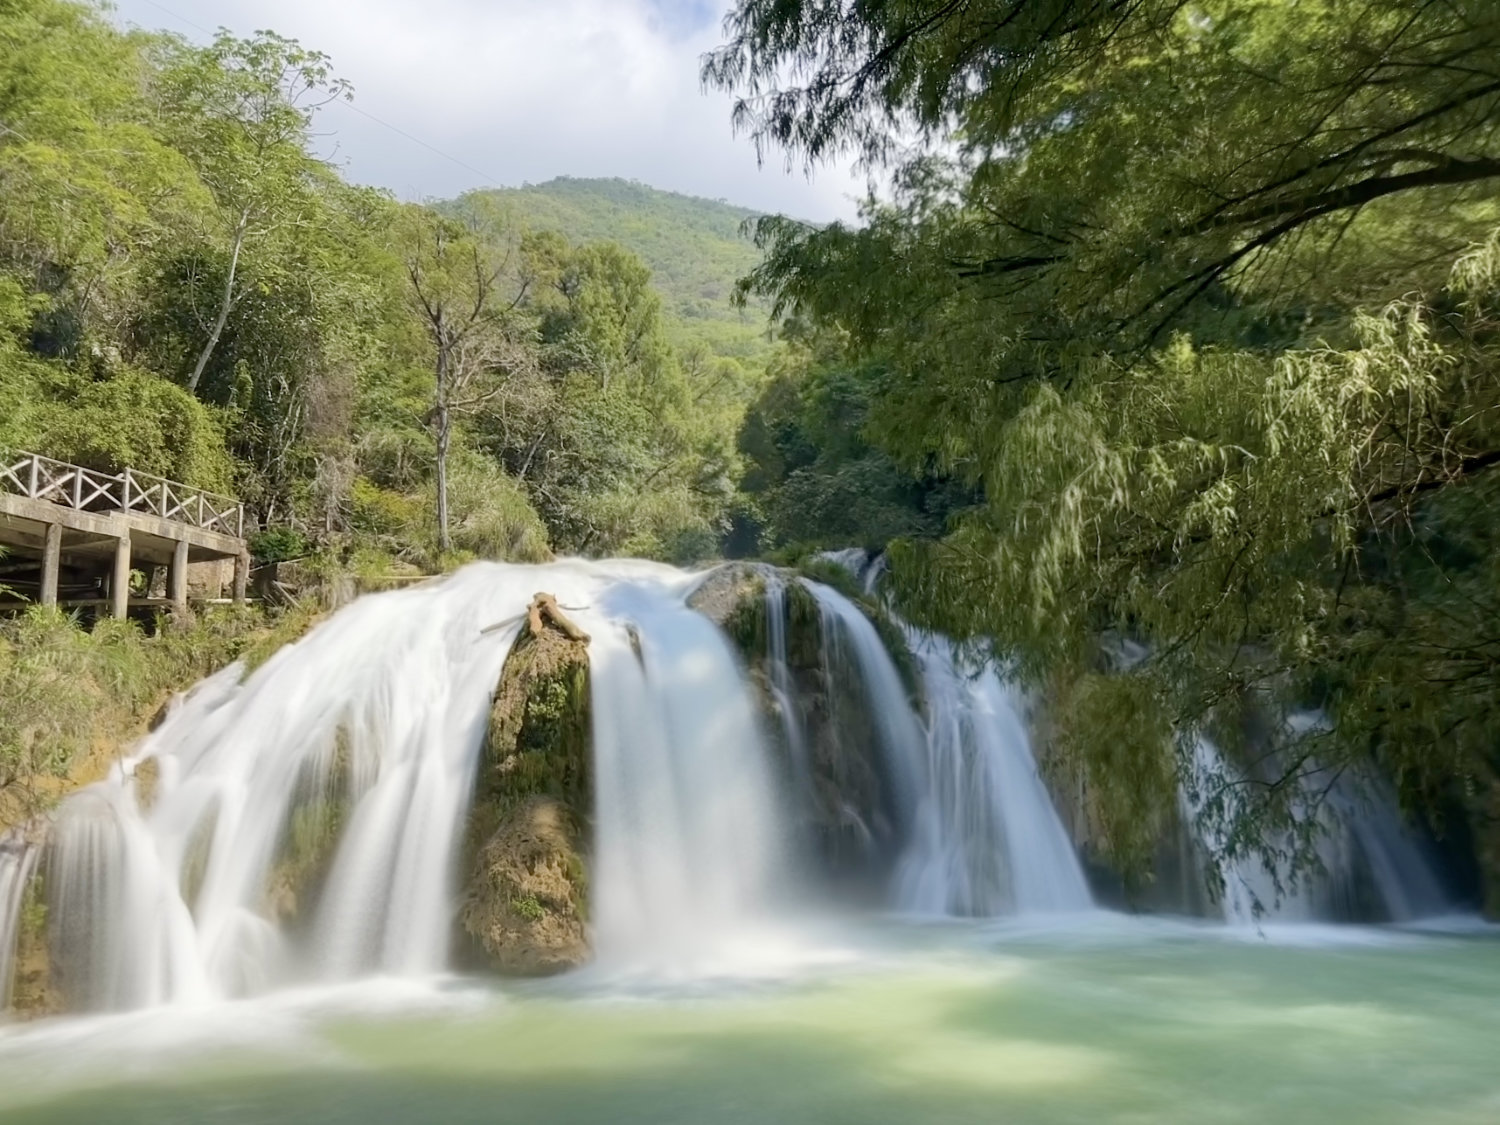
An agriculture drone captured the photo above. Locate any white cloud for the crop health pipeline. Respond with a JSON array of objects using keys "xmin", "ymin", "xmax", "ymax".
[{"xmin": 107, "ymin": 0, "xmax": 866, "ymax": 221}]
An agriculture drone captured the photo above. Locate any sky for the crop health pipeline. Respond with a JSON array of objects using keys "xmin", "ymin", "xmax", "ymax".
[{"xmin": 107, "ymin": 0, "xmax": 866, "ymax": 221}]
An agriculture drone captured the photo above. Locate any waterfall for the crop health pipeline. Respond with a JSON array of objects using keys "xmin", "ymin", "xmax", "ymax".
[
  {"xmin": 804, "ymin": 581, "xmax": 925, "ymax": 816},
  {"xmin": 897, "ymin": 633, "xmax": 1092, "ymax": 915},
  {"xmin": 36, "ymin": 561, "xmax": 795, "ymax": 1011},
  {"xmin": 1181, "ymin": 734, "xmax": 1449, "ymax": 924},
  {"xmin": 15, "ymin": 551, "xmax": 1459, "ymax": 1018},
  {"xmin": 763, "ymin": 574, "xmax": 812, "ymax": 792},
  {"xmin": 787, "ymin": 571, "xmax": 1091, "ymax": 917},
  {"xmin": 0, "ymin": 831, "xmax": 38, "ymax": 1009},
  {"xmin": 587, "ymin": 578, "xmax": 793, "ymax": 972}
]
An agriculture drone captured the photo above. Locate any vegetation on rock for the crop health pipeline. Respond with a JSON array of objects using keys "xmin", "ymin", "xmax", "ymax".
[
  {"xmin": 459, "ymin": 614, "xmax": 591, "ymax": 975},
  {"xmin": 694, "ymin": 563, "xmax": 911, "ymax": 898}
]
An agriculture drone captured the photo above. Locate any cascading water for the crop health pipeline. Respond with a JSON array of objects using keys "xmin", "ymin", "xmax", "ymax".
[
  {"xmin": 781, "ymin": 570, "xmax": 1092, "ymax": 917},
  {"xmin": 27, "ymin": 561, "xmax": 798, "ymax": 1012},
  {"xmin": 896, "ymin": 632, "xmax": 1092, "ymax": 915},
  {"xmin": 5, "ymin": 551, "xmax": 1466, "ymax": 1019},
  {"xmin": 1181, "ymin": 734, "xmax": 1450, "ymax": 924},
  {"xmin": 0, "ymin": 832, "xmax": 38, "ymax": 1009},
  {"xmin": 763, "ymin": 574, "xmax": 811, "ymax": 792},
  {"xmin": 803, "ymin": 581, "xmax": 925, "ymax": 815},
  {"xmin": 586, "ymin": 577, "xmax": 793, "ymax": 974}
]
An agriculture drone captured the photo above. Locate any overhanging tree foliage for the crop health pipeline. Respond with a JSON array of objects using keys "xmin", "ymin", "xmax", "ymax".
[{"xmin": 711, "ymin": 0, "xmax": 1500, "ymax": 903}]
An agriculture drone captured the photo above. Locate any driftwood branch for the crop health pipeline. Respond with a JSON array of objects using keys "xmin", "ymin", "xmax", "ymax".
[
  {"xmin": 526, "ymin": 592, "xmax": 590, "ymax": 642},
  {"xmin": 481, "ymin": 592, "xmax": 590, "ymax": 642}
]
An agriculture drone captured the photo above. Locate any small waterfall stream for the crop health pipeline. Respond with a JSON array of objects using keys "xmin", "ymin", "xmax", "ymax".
[
  {"xmin": 781, "ymin": 572, "xmax": 1092, "ymax": 917},
  {"xmin": 586, "ymin": 579, "xmax": 793, "ymax": 973},
  {"xmin": 0, "ymin": 833, "xmax": 38, "ymax": 1009},
  {"xmin": 1182, "ymin": 735, "xmax": 1450, "ymax": 924},
  {"xmin": 896, "ymin": 632, "xmax": 1092, "ymax": 914}
]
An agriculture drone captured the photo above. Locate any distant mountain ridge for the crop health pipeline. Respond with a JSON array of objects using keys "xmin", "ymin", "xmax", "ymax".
[{"xmin": 469, "ymin": 177, "xmax": 772, "ymax": 358}]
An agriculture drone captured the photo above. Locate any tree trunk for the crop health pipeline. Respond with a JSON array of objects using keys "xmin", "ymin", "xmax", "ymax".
[
  {"xmin": 187, "ymin": 208, "xmax": 250, "ymax": 393},
  {"xmin": 436, "ymin": 411, "xmax": 451, "ymax": 554},
  {"xmin": 435, "ymin": 348, "xmax": 452, "ymax": 554}
]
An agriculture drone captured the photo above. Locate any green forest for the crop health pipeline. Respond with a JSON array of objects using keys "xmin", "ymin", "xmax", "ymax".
[
  {"xmin": 3, "ymin": 0, "xmax": 1500, "ymax": 906},
  {"xmin": 0, "ymin": 0, "xmax": 778, "ymax": 572}
]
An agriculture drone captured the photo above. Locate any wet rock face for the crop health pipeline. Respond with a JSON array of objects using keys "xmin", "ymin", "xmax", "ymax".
[
  {"xmin": 460, "ymin": 796, "xmax": 587, "ymax": 976},
  {"xmin": 693, "ymin": 564, "xmax": 908, "ymax": 902},
  {"xmin": 685, "ymin": 561, "xmax": 768, "ymax": 629},
  {"xmin": 2, "ymin": 820, "xmax": 59, "ymax": 1019},
  {"xmin": 459, "ymin": 621, "xmax": 591, "ymax": 976}
]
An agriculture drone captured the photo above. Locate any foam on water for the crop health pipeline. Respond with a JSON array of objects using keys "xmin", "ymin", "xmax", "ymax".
[{"xmin": 33, "ymin": 561, "xmax": 803, "ymax": 1012}]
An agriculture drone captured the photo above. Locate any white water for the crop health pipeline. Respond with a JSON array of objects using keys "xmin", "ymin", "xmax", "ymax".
[
  {"xmin": 897, "ymin": 633, "xmax": 1092, "ymax": 915},
  {"xmin": 1182, "ymin": 735, "xmax": 1449, "ymax": 924},
  {"xmin": 0, "ymin": 832, "xmax": 38, "ymax": 1008},
  {"xmin": 804, "ymin": 581, "xmax": 925, "ymax": 818},
  {"xmin": 32, "ymin": 561, "xmax": 799, "ymax": 1011},
  {"xmin": 791, "ymin": 576, "xmax": 1091, "ymax": 917},
  {"xmin": 3, "ymin": 553, "xmax": 1464, "ymax": 1017},
  {"xmin": 586, "ymin": 578, "xmax": 795, "ymax": 975},
  {"xmin": 763, "ymin": 573, "xmax": 812, "ymax": 792}
]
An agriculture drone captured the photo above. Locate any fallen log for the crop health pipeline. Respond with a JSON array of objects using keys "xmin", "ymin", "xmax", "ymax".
[{"xmin": 527, "ymin": 592, "xmax": 590, "ymax": 642}]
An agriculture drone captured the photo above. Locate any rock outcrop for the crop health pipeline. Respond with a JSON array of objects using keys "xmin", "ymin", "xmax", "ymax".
[
  {"xmin": 459, "ymin": 603, "xmax": 591, "ymax": 975},
  {"xmin": 691, "ymin": 563, "xmax": 913, "ymax": 902}
]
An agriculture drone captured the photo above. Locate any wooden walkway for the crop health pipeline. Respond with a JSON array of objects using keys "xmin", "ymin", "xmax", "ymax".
[{"xmin": 0, "ymin": 451, "xmax": 250, "ymax": 617}]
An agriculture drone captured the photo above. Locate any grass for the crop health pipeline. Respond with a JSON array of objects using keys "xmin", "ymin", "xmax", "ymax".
[{"xmin": 0, "ymin": 602, "xmax": 312, "ymax": 831}]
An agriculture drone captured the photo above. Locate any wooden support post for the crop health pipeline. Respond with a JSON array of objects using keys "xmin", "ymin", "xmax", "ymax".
[
  {"xmin": 232, "ymin": 549, "xmax": 250, "ymax": 606},
  {"xmin": 169, "ymin": 538, "xmax": 190, "ymax": 614},
  {"xmin": 40, "ymin": 522, "xmax": 62, "ymax": 607},
  {"xmin": 111, "ymin": 532, "xmax": 132, "ymax": 620}
]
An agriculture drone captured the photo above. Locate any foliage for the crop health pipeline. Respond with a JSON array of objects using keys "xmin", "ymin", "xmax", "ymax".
[
  {"xmin": 738, "ymin": 333, "xmax": 974, "ymax": 551},
  {"xmin": 0, "ymin": 605, "xmax": 265, "ymax": 827},
  {"xmin": 472, "ymin": 177, "xmax": 772, "ymax": 358},
  {"xmin": 470, "ymin": 228, "xmax": 747, "ymax": 560},
  {"xmin": 712, "ymin": 0, "xmax": 1500, "ymax": 891},
  {"xmin": 249, "ymin": 527, "xmax": 309, "ymax": 564},
  {"xmin": 397, "ymin": 198, "xmax": 533, "ymax": 551},
  {"xmin": 0, "ymin": 1, "xmax": 768, "ymax": 572}
]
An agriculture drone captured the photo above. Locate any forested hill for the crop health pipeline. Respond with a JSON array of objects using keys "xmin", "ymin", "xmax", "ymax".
[{"xmin": 469, "ymin": 178, "xmax": 770, "ymax": 357}]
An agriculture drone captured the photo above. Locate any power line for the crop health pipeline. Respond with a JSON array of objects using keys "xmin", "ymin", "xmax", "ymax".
[
  {"xmin": 125, "ymin": 0, "xmax": 508, "ymax": 191},
  {"xmin": 337, "ymin": 102, "xmax": 506, "ymax": 190}
]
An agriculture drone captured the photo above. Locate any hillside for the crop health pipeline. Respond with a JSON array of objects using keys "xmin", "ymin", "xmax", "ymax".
[{"xmin": 472, "ymin": 177, "xmax": 773, "ymax": 358}]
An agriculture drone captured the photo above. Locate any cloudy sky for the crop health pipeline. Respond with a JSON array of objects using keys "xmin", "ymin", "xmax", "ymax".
[{"xmin": 107, "ymin": 0, "xmax": 865, "ymax": 221}]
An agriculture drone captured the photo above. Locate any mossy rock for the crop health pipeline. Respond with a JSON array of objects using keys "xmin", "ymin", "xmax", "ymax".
[
  {"xmin": 10, "ymin": 868, "xmax": 61, "ymax": 1019},
  {"xmin": 459, "ymin": 796, "xmax": 588, "ymax": 975},
  {"xmin": 687, "ymin": 561, "xmax": 769, "ymax": 630},
  {"xmin": 459, "ymin": 619, "xmax": 592, "ymax": 975},
  {"xmin": 696, "ymin": 563, "xmax": 910, "ymax": 901},
  {"xmin": 264, "ymin": 796, "xmax": 348, "ymax": 929}
]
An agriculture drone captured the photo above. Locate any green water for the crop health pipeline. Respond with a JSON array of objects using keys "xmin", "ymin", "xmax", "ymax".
[{"xmin": 2, "ymin": 921, "xmax": 1497, "ymax": 1124}]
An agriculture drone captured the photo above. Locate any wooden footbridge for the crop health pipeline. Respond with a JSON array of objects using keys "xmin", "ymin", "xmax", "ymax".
[{"xmin": 0, "ymin": 451, "xmax": 251, "ymax": 617}]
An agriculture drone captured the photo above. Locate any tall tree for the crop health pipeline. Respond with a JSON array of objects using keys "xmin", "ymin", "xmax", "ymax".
[
  {"xmin": 153, "ymin": 29, "xmax": 349, "ymax": 392},
  {"xmin": 399, "ymin": 201, "xmax": 531, "ymax": 552}
]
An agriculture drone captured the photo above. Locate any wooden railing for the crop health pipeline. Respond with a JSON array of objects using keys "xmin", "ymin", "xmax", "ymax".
[{"xmin": 0, "ymin": 451, "xmax": 244, "ymax": 538}]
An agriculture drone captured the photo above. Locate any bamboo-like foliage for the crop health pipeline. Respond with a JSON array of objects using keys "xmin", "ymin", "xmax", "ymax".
[{"xmin": 713, "ymin": 0, "xmax": 1500, "ymax": 887}]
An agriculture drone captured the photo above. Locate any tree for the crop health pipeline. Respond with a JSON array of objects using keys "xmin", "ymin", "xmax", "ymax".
[
  {"xmin": 399, "ymin": 201, "xmax": 532, "ymax": 553},
  {"xmin": 709, "ymin": 0, "xmax": 1500, "ymax": 893},
  {"xmin": 153, "ymin": 30, "xmax": 349, "ymax": 393},
  {"xmin": 710, "ymin": 1, "xmax": 1500, "ymax": 351}
]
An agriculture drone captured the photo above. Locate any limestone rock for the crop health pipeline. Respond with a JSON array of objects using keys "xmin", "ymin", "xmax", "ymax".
[
  {"xmin": 459, "ymin": 796, "xmax": 587, "ymax": 976},
  {"xmin": 460, "ymin": 609, "xmax": 592, "ymax": 975},
  {"xmin": 686, "ymin": 561, "xmax": 769, "ymax": 626}
]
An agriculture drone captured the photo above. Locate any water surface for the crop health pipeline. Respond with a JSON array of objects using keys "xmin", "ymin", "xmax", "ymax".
[{"xmin": 3, "ymin": 917, "xmax": 1496, "ymax": 1125}]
